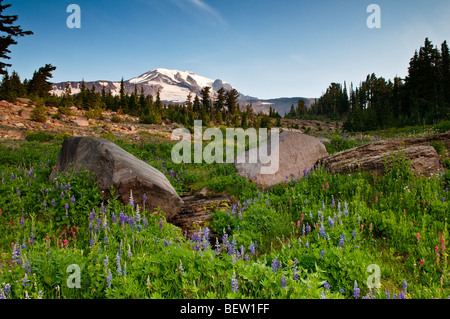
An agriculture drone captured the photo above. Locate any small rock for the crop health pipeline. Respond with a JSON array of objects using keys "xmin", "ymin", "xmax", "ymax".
[
  {"xmin": 72, "ymin": 119, "xmax": 89, "ymax": 127},
  {"xmin": 0, "ymin": 115, "xmax": 9, "ymax": 122},
  {"xmin": 197, "ymin": 187, "xmax": 209, "ymax": 199},
  {"xmin": 14, "ymin": 122, "xmax": 25, "ymax": 127},
  {"xmin": 42, "ymin": 123, "xmax": 53, "ymax": 130}
]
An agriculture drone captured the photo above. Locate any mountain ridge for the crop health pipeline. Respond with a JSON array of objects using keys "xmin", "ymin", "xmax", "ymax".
[{"xmin": 50, "ymin": 68, "xmax": 315, "ymax": 116}]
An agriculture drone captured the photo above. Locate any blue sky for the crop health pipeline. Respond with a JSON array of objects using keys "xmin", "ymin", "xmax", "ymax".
[{"xmin": 6, "ymin": 0, "xmax": 450, "ymax": 99}]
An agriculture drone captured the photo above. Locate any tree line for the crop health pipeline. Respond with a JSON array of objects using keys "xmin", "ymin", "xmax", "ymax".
[
  {"xmin": 307, "ymin": 38, "xmax": 450, "ymax": 131},
  {"xmin": 0, "ymin": 66, "xmax": 274, "ymax": 129}
]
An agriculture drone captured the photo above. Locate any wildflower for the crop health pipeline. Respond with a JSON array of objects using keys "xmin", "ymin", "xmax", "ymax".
[
  {"xmin": 127, "ymin": 244, "xmax": 132, "ymax": 259},
  {"xmin": 115, "ymin": 252, "xmax": 122, "ymax": 276},
  {"xmin": 106, "ymin": 269, "xmax": 112, "ymax": 288},
  {"xmin": 159, "ymin": 219, "xmax": 163, "ymax": 231},
  {"xmin": 416, "ymin": 233, "xmax": 421, "ymax": 243},
  {"xmin": 319, "ymin": 224, "xmax": 326, "ymax": 237},
  {"xmin": 71, "ymin": 195, "xmax": 75, "ymax": 205},
  {"xmin": 250, "ymin": 242, "xmax": 256, "ymax": 255},
  {"xmin": 324, "ymin": 281, "xmax": 330, "ymax": 290},
  {"xmin": 353, "ymin": 281, "xmax": 360, "ymax": 298},
  {"xmin": 143, "ymin": 216, "xmax": 148, "ymax": 229},
  {"xmin": 129, "ymin": 190, "xmax": 134, "ymax": 208},
  {"xmin": 321, "ymin": 250, "xmax": 325, "ymax": 258},
  {"xmin": 179, "ymin": 261, "xmax": 185, "ymax": 274},
  {"xmin": 339, "ymin": 233, "xmax": 345, "ymax": 247},
  {"xmin": 271, "ymin": 258, "xmax": 281, "ymax": 272},
  {"xmin": 419, "ymin": 259, "xmax": 424, "ymax": 266},
  {"xmin": 51, "ymin": 199, "xmax": 55, "ymax": 206},
  {"xmin": 281, "ymin": 275, "xmax": 287, "ymax": 288},
  {"xmin": 293, "ymin": 266, "xmax": 299, "ymax": 281},
  {"xmin": 12, "ymin": 244, "xmax": 22, "ymax": 265},
  {"xmin": 231, "ymin": 273, "xmax": 239, "ymax": 292}
]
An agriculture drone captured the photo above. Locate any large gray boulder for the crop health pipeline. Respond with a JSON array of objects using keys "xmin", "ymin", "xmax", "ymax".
[
  {"xmin": 235, "ymin": 130, "xmax": 328, "ymax": 187},
  {"xmin": 50, "ymin": 137, "xmax": 183, "ymax": 220}
]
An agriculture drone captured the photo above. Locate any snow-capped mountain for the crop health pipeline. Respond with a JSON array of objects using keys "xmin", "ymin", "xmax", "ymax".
[{"xmin": 50, "ymin": 68, "xmax": 314, "ymax": 115}]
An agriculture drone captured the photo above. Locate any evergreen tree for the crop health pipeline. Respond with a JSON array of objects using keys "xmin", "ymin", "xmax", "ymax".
[
  {"xmin": 0, "ymin": 0, "xmax": 33, "ymax": 74},
  {"xmin": 226, "ymin": 88, "xmax": 239, "ymax": 119},
  {"xmin": 27, "ymin": 64, "xmax": 56, "ymax": 98},
  {"xmin": 296, "ymin": 99, "xmax": 306, "ymax": 117},
  {"xmin": 193, "ymin": 94, "xmax": 200, "ymax": 113},
  {"xmin": 0, "ymin": 70, "xmax": 25, "ymax": 100}
]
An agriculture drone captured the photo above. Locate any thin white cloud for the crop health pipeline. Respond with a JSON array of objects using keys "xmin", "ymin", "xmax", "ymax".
[{"xmin": 172, "ymin": 0, "xmax": 226, "ymax": 26}]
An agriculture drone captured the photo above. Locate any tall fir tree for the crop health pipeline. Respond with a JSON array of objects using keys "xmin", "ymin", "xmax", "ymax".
[{"xmin": 0, "ymin": 0, "xmax": 33, "ymax": 74}]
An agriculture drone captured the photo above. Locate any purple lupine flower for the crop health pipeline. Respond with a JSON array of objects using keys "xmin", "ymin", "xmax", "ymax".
[
  {"xmin": 271, "ymin": 258, "xmax": 281, "ymax": 272},
  {"xmin": 51, "ymin": 199, "xmax": 55, "ymax": 207},
  {"xmin": 321, "ymin": 250, "xmax": 325, "ymax": 258},
  {"xmin": 89, "ymin": 209, "xmax": 95, "ymax": 222},
  {"xmin": 106, "ymin": 269, "xmax": 112, "ymax": 288},
  {"xmin": 250, "ymin": 242, "xmax": 256, "ymax": 255},
  {"xmin": 339, "ymin": 233, "xmax": 345, "ymax": 247},
  {"xmin": 129, "ymin": 191, "xmax": 134, "ymax": 208},
  {"xmin": 281, "ymin": 275, "xmax": 287, "ymax": 288},
  {"xmin": 353, "ymin": 281, "xmax": 360, "ymax": 298},
  {"xmin": 179, "ymin": 261, "xmax": 185, "ymax": 274},
  {"xmin": 111, "ymin": 213, "xmax": 116, "ymax": 223},
  {"xmin": 119, "ymin": 211, "xmax": 125, "ymax": 224},
  {"xmin": 293, "ymin": 266, "xmax": 299, "ymax": 281},
  {"xmin": 143, "ymin": 216, "xmax": 147, "ymax": 229},
  {"xmin": 115, "ymin": 252, "xmax": 122, "ymax": 276},
  {"xmin": 319, "ymin": 224, "xmax": 326, "ymax": 237},
  {"xmin": 231, "ymin": 273, "xmax": 239, "ymax": 292},
  {"xmin": 71, "ymin": 195, "xmax": 75, "ymax": 205},
  {"xmin": 159, "ymin": 219, "xmax": 163, "ymax": 231},
  {"xmin": 12, "ymin": 244, "xmax": 22, "ymax": 265}
]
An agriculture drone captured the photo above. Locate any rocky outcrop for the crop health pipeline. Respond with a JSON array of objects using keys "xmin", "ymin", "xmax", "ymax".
[
  {"xmin": 49, "ymin": 136, "xmax": 183, "ymax": 220},
  {"xmin": 322, "ymin": 132, "xmax": 449, "ymax": 176},
  {"xmin": 235, "ymin": 130, "xmax": 329, "ymax": 187},
  {"xmin": 171, "ymin": 191, "xmax": 231, "ymax": 242}
]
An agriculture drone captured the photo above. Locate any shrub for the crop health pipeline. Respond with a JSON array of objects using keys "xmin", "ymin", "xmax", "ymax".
[
  {"xmin": 111, "ymin": 114, "xmax": 122, "ymax": 123},
  {"xmin": 25, "ymin": 131, "xmax": 54, "ymax": 142},
  {"xmin": 431, "ymin": 141, "xmax": 446, "ymax": 155},
  {"xmin": 30, "ymin": 105, "xmax": 48, "ymax": 123}
]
